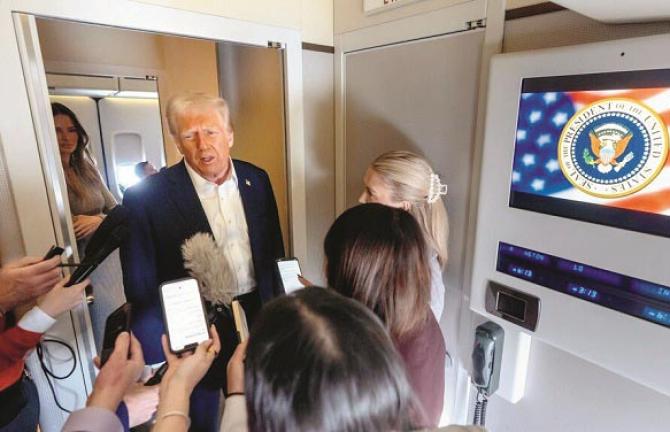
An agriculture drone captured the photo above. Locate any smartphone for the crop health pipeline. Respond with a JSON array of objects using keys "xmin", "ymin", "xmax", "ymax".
[
  {"xmin": 231, "ymin": 299, "xmax": 249, "ymax": 343},
  {"xmin": 159, "ymin": 277, "xmax": 210, "ymax": 354},
  {"xmin": 143, "ymin": 362, "xmax": 168, "ymax": 386},
  {"xmin": 43, "ymin": 245, "xmax": 65, "ymax": 260},
  {"xmin": 100, "ymin": 303, "xmax": 132, "ymax": 366},
  {"xmin": 275, "ymin": 257, "xmax": 303, "ymax": 294}
]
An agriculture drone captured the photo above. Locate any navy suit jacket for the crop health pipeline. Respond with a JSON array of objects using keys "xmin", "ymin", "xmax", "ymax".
[{"xmin": 120, "ymin": 159, "xmax": 284, "ymax": 363}]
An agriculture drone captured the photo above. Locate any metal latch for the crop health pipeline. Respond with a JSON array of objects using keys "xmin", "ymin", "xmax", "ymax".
[{"xmin": 466, "ymin": 18, "xmax": 487, "ymax": 30}]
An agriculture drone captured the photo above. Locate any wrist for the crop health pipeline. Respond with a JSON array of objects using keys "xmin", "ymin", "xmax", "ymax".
[
  {"xmin": 87, "ymin": 388, "xmax": 124, "ymax": 412},
  {"xmin": 36, "ymin": 300, "xmax": 60, "ymax": 319},
  {"xmin": 227, "ymin": 373, "xmax": 244, "ymax": 394},
  {"xmin": 158, "ymin": 382, "xmax": 191, "ymax": 415},
  {"xmin": 227, "ymin": 383, "xmax": 244, "ymax": 394},
  {"xmin": 163, "ymin": 376, "xmax": 194, "ymax": 395},
  {"xmin": 0, "ymin": 288, "xmax": 20, "ymax": 313}
]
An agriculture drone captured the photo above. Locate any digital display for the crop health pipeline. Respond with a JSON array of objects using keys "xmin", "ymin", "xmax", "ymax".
[
  {"xmin": 497, "ymin": 242, "xmax": 670, "ymax": 329},
  {"xmin": 509, "ymin": 69, "xmax": 670, "ymax": 238},
  {"xmin": 496, "ymin": 292, "xmax": 527, "ymax": 321}
]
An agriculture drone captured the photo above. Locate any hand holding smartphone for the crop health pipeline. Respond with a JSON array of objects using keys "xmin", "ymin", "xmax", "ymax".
[
  {"xmin": 160, "ymin": 278, "xmax": 210, "ymax": 354},
  {"xmin": 276, "ymin": 257, "xmax": 303, "ymax": 294},
  {"xmin": 100, "ymin": 303, "xmax": 132, "ymax": 366},
  {"xmin": 43, "ymin": 245, "xmax": 65, "ymax": 260}
]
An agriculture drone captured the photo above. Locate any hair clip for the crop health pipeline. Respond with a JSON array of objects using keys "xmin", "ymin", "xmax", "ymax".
[{"xmin": 428, "ymin": 173, "xmax": 448, "ymax": 203}]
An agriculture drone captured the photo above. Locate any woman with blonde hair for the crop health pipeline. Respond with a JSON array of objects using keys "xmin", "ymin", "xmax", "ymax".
[{"xmin": 359, "ymin": 150, "xmax": 449, "ymax": 320}]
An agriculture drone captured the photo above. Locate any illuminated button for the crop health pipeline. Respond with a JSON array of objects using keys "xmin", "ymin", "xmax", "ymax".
[
  {"xmin": 642, "ymin": 306, "xmax": 670, "ymax": 326},
  {"xmin": 568, "ymin": 283, "xmax": 599, "ymax": 300}
]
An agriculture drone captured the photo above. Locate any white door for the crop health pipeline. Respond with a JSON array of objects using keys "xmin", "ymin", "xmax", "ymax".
[
  {"xmin": 343, "ymin": 29, "xmax": 486, "ymax": 424},
  {"xmin": 98, "ymin": 97, "xmax": 165, "ymax": 200}
]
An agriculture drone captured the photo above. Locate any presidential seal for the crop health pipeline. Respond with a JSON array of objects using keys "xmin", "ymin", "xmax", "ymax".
[{"xmin": 558, "ymin": 98, "xmax": 669, "ymax": 198}]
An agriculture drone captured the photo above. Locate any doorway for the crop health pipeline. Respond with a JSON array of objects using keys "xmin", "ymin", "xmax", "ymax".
[{"xmin": 4, "ymin": 4, "xmax": 305, "ymax": 429}]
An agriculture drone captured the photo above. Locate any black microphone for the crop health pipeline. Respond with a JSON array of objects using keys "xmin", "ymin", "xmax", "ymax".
[
  {"xmin": 83, "ymin": 205, "xmax": 130, "ymax": 257},
  {"xmin": 65, "ymin": 205, "xmax": 130, "ymax": 287}
]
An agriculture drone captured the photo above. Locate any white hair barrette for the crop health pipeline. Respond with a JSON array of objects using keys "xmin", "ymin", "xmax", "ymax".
[{"xmin": 428, "ymin": 173, "xmax": 448, "ymax": 204}]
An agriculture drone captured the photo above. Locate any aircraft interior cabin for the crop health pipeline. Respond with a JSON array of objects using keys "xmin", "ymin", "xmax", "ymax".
[{"xmin": 1, "ymin": 1, "xmax": 670, "ymax": 431}]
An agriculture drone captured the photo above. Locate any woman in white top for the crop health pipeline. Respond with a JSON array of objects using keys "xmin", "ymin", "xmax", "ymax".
[{"xmin": 359, "ymin": 150, "xmax": 449, "ymax": 321}]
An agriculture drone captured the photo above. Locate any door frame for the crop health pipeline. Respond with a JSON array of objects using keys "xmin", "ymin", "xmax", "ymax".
[{"xmin": 2, "ymin": 1, "xmax": 306, "ymax": 429}]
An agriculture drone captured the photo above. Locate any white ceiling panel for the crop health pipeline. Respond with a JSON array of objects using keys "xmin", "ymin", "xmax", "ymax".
[{"xmin": 553, "ymin": 0, "xmax": 670, "ymax": 23}]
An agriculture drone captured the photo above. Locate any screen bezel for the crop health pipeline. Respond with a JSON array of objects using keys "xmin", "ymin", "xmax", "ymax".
[
  {"xmin": 509, "ymin": 68, "xmax": 670, "ymax": 239},
  {"xmin": 495, "ymin": 290, "xmax": 528, "ymax": 322},
  {"xmin": 470, "ymin": 36, "xmax": 670, "ymax": 398},
  {"xmin": 159, "ymin": 277, "xmax": 210, "ymax": 354},
  {"xmin": 275, "ymin": 257, "xmax": 303, "ymax": 293}
]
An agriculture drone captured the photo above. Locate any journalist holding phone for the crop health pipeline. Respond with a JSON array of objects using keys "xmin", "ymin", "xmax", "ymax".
[
  {"xmin": 0, "ymin": 254, "xmax": 89, "ymax": 430},
  {"xmin": 120, "ymin": 93, "xmax": 284, "ymax": 432}
]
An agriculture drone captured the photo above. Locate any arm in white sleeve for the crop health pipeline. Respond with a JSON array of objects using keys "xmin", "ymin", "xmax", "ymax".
[
  {"xmin": 220, "ymin": 395, "xmax": 248, "ymax": 432},
  {"xmin": 18, "ymin": 306, "xmax": 57, "ymax": 334}
]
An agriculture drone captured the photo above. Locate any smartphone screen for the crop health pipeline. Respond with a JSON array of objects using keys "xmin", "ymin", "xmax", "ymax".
[
  {"xmin": 100, "ymin": 303, "xmax": 131, "ymax": 366},
  {"xmin": 160, "ymin": 278, "xmax": 210, "ymax": 353},
  {"xmin": 276, "ymin": 258, "xmax": 302, "ymax": 294}
]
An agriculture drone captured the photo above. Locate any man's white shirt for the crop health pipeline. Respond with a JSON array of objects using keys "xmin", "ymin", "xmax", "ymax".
[{"xmin": 185, "ymin": 160, "xmax": 256, "ymax": 294}]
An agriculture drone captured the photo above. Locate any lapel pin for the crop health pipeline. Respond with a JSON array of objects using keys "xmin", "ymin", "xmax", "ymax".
[{"xmin": 245, "ymin": 179, "xmax": 252, "ymax": 187}]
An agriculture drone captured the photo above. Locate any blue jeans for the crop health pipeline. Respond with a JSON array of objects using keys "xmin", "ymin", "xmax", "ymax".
[{"xmin": 0, "ymin": 377, "xmax": 39, "ymax": 432}]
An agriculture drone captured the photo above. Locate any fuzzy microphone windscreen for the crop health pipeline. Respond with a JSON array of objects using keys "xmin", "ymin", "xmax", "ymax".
[{"xmin": 181, "ymin": 233, "xmax": 237, "ymax": 306}]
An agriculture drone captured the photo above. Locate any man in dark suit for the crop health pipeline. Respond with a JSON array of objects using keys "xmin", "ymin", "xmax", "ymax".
[{"xmin": 120, "ymin": 93, "xmax": 284, "ymax": 431}]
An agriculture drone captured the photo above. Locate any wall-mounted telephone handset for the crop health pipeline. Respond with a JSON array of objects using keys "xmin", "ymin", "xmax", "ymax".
[{"xmin": 471, "ymin": 321, "xmax": 504, "ymax": 427}]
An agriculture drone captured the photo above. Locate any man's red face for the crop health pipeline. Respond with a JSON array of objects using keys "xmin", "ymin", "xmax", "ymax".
[{"xmin": 176, "ymin": 109, "xmax": 233, "ymax": 184}]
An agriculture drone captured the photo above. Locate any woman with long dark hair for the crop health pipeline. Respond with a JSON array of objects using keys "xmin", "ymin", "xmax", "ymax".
[
  {"xmin": 150, "ymin": 287, "xmax": 414, "ymax": 432},
  {"xmin": 324, "ymin": 203, "xmax": 446, "ymax": 428},
  {"xmin": 52, "ymin": 102, "xmax": 116, "ymax": 241}
]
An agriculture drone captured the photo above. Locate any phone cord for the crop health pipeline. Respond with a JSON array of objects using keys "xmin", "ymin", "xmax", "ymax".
[
  {"xmin": 473, "ymin": 388, "xmax": 488, "ymax": 426},
  {"xmin": 36, "ymin": 338, "xmax": 77, "ymax": 413}
]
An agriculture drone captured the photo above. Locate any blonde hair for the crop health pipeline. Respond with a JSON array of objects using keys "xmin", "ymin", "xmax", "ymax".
[
  {"xmin": 165, "ymin": 93, "xmax": 233, "ymax": 136},
  {"xmin": 370, "ymin": 151, "xmax": 449, "ymax": 268}
]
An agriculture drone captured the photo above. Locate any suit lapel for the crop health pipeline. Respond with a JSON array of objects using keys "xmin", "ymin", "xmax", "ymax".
[
  {"xmin": 235, "ymin": 160, "xmax": 254, "ymax": 220},
  {"xmin": 166, "ymin": 160, "xmax": 212, "ymax": 237}
]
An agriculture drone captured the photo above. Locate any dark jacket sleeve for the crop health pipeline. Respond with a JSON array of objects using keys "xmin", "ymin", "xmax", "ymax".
[
  {"xmin": 120, "ymin": 187, "xmax": 157, "ymax": 308},
  {"xmin": 261, "ymin": 170, "xmax": 285, "ymax": 296},
  {"xmin": 263, "ymin": 170, "xmax": 284, "ymax": 259}
]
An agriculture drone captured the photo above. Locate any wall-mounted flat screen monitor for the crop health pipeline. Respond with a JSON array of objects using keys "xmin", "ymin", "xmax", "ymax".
[{"xmin": 509, "ymin": 69, "xmax": 670, "ymax": 237}]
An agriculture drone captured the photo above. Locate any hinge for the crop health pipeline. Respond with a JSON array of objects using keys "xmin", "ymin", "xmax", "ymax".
[
  {"xmin": 466, "ymin": 18, "xmax": 487, "ymax": 30},
  {"xmin": 268, "ymin": 41, "xmax": 283, "ymax": 49}
]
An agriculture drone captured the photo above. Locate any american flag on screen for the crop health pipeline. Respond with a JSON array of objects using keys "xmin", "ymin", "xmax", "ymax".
[{"xmin": 511, "ymin": 88, "xmax": 670, "ymax": 215}]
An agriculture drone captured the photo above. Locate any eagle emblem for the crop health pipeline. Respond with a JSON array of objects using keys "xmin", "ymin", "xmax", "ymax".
[
  {"xmin": 584, "ymin": 123, "xmax": 634, "ymax": 174},
  {"xmin": 558, "ymin": 98, "xmax": 668, "ymax": 199}
]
